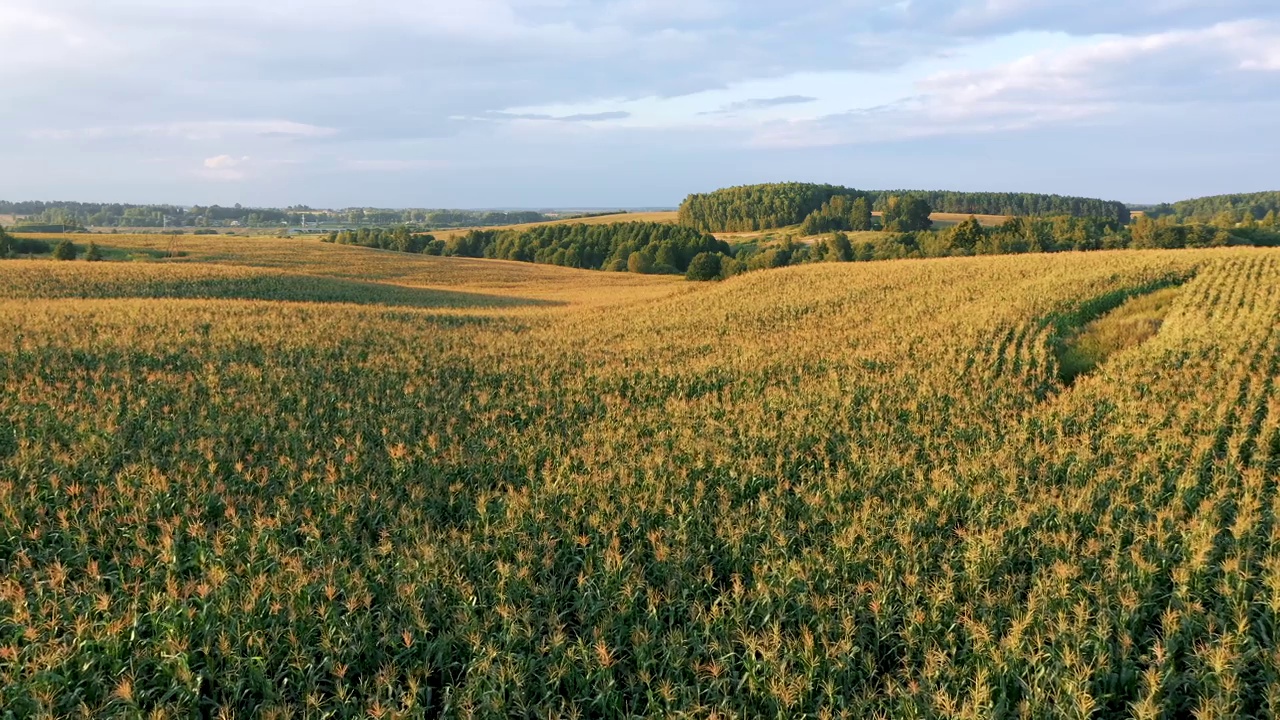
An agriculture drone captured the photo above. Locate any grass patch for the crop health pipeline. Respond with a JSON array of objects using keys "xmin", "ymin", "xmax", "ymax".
[{"xmin": 1056, "ymin": 286, "xmax": 1182, "ymax": 384}]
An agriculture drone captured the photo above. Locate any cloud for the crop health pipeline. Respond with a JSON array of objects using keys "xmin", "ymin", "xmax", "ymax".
[
  {"xmin": 479, "ymin": 110, "xmax": 632, "ymax": 123},
  {"xmin": 942, "ymin": 0, "xmax": 1280, "ymax": 35},
  {"xmin": 200, "ymin": 154, "xmax": 253, "ymax": 181},
  {"xmin": 559, "ymin": 111, "xmax": 632, "ymax": 122},
  {"xmin": 918, "ymin": 20, "xmax": 1280, "ymax": 111},
  {"xmin": 3, "ymin": 1, "xmax": 1280, "ymax": 205},
  {"xmin": 31, "ymin": 120, "xmax": 338, "ymax": 142},
  {"xmin": 204, "ymin": 155, "xmax": 249, "ymax": 170},
  {"xmin": 701, "ymin": 95, "xmax": 818, "ymax": 115},
  {"xmin": 746, "ymin": 20, "xmax": 1280, "ymax": 149}
]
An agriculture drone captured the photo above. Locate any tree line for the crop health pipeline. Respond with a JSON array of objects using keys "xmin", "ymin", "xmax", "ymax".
[
  {"xmin": 866, "ymin": 190, "xmax": 1130, "ymax": 224},
  {"xmin": 745, "ymin": 214, "xmax": 1280, "ymax": 270},
  {"xmin": 0, "ymin": 226, "xmax": 53, "ymax": 257},
  {"xmin": 678, "ymin": 183, "xmax": 1132, "ymax": 232},
  {"xmin": 678, "ymin": 183, "xmax": 869, "ymax": 232},
  {"xmin": 1142, "ymin": 192, "xmax": 1280, "ymax": 225},
  {"xmin": 0, "ymin": 227, "xmax": 103, "ymax": 260},
  {"xmin": 0, "ymin": 201, "xmax": 560, "ymax": 230},
  {"xmin": 324, "ymin": 222, "xmax": 735, "ymax": 278},
  {"xmin": 324, "ymin": 227, "xmax": 443, "ymax": 254},
  {"xmin": 441, "ymin": 223, "xmax": 732, "ymax": 275}
]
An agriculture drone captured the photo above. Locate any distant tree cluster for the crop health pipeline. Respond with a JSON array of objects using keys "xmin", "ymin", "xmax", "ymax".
[
  {"xmin": 867, "ymin": 190, "xmax": 1131, "ymax": 224},
  {"xmin": 1127, "ymin": 214, "xmax": 1279, "ymax": 249},
  {"xmin": 880, "ymin": 196, "xmax": 935, "ymax": 232},
  {"xmin": 0, "ymin": 227, "xmax": 52, "ymax": 258},
  {"xmin": 746, "ymin": 215, "xmax": 1280, "ymax": 270},
  {"xmin": 799, "ymin": 195, "xmax": 873, "ymax": 234},
  {"xmin": 1143, "ymin": 192, "xmax": 1280, "ymax": 225},
  {"xmin": 678, "ymin": 183, "xmax": 1133, "ymax": 232},
  {"xmin": 323, "ymin": 227, "xmax": 443, "ymax": 254},
  {"xmin": 449, "ymin": 222, "xmax": 733, "ymax": 276},
  {"xmin": 322, "ymin": 222, "xmax": 736, "ymax": 279},
  {"xmin": 0, "ymin": 201, "xmax": 557, "ymax": 230},
  {"xmin": 678, "ymin": 183, "xmax": 870, "ymax": 232},
  {"xmin": 0, "ymin": 201, "xmax": 287, "ymax": 229},
  {"xmin": 418, "ymin": 210, "xmax": 550, "ymax": 228}
]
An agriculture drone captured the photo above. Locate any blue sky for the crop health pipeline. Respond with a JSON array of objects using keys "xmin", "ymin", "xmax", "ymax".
[{"xmin": 2, "ymin": 0, "xmax": 1278, "ymax": 208}]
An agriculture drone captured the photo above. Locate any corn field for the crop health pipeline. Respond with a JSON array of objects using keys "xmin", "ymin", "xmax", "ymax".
[{"xmin": 2, "ymin": 244, "xmax": 1279, "ymax": 718}]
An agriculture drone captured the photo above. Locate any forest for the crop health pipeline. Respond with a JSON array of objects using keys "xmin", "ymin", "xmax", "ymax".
[
  {"xmin": 323, "ymin": 227, "xmax": 442, "ymax": 255},
  {"xmin": 866, "ymin": 190, "xmax": 1130, "ymax": 223},
  {"xmin": 1141, "ymin": 191, "xmax": 1280, "ymax": 224},
  {"xmin": 755, "ymin": 213, "xmax": 1280, "ymax": 268},
  {"xmin": 677, "ymin": 183, "xmax": 869, "ymax": 232},
  {"xmin": 437, "ymin": 222, "xmax": 732, "ymax": 275},
  {"xmin": 678, "ymin": 183, "xmax": 1131, "ymax": 232}
]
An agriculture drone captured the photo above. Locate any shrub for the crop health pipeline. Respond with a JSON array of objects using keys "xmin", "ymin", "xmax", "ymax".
[
  {"xmin": 627, "ymin": 251, "xmax": 655, "ymax": 274},
  {"xmin": 719, "ymin": 256, "xmax": 745, "ymax": 279},
  {"xmin": 84, "ymin": 242, "xmax": 104, "ymax": 262},
  {"xmin": 52, "ymin": 240, "xmax": 78, "ymax": 261},
  {"xmin": 685, "ymin": 252, "xmax": 723, "ymax": 281}
]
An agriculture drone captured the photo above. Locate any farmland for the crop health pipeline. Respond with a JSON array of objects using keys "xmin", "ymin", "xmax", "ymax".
[
  {"xmin": 3, "ymin": 237, "xmax": 1280, "ymax": 717},
  {"xmin": 428, "ymin": 211, "xmax": 680, "ymax": 241}
]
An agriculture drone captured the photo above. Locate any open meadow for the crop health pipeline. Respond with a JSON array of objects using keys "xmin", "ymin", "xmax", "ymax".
[{"xmin": 3, "ymin": 236, "xmax": 1280, "ymax": 717}]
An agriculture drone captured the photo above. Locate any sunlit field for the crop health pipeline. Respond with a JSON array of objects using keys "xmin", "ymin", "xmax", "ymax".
[{"xmin": 3, "ymin": 237, "xmax": 1280, "ymax": 717}]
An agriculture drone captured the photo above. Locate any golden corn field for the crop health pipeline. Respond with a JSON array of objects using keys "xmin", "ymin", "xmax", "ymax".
[{"xmin": 3, "ymin": 238, "xmax": 1280, "ymax": 718}]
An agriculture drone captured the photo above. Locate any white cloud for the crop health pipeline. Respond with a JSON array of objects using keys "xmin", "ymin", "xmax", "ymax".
[
  {"xmin": 31, "ymin": 120, "xmax": 338, "ymax": 142},
  {"xmin": 745, "ymin": 20, "xmax": 1280, "ymax": 149},
  {"xmin": 204, "ymin": 155, "xmax": 249, "ymax": 170},
  {"xmin": 199, "ymin": 154, "xmax": 253, "ymax": 181},
  {"xmin": 918, "ymin": 20, "xmax": 1280, "ymax": 112},
  {"xmin": 2, "ymin": 1, "xmax": 1280, "ymax": 204}
]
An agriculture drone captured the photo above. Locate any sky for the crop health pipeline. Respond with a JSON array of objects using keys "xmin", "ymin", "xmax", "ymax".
[{"xmin": 2, "ymin": 0, "xmax": 1278, "ymax": 208}]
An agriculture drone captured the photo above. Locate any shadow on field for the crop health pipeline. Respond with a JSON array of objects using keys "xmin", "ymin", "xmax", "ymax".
[{"xmin": 1, "ymin": 265, "xmax": 562, "ymax": 309}]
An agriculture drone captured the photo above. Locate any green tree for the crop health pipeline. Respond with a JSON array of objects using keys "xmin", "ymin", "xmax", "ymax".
[
  {"xmin": 84, "ymin": 241, "xmax": 104, "ymax": 261},
  {"xmin": 820, "ymin": 232, "xmax": 853, "ymax": 262},
  {"xmin": 627, "ymin": 251, "xmax": 655, "ymax": 274},
  {"xmin": 1263, "ymin": 210, "xmax": 1278, "ymax": 229},
  {"xmin": 52, "ymin": 239, "xmax": 77, "ymax": 261},
  {"xmin": 948, "ymin": 217, "xmax": 986, "ymax": 253},
  {"xmin": 719, "ymin": 256, "xmax": 745, "ymax": 279},
  {"xmin": 882, "ymin": 196, "xmax": 933, "ymax": 232},
  {"xmin": 849, "ymin": 197, "xmax": 872, "ymax": 231},
  {"xmin": 0, "ymin": 226, "xmax": 12, "ymax": 258},
  {"xmin": 655, "ymin": 244, "xmax": 680, "ymax": 272},
  {"xmin": 1213, "ymin": 210, "xmax": 1238, "ymax": 228},
  {"xmin": 685, "ymin": 252, "xmax": 723, "ymax": 281}
]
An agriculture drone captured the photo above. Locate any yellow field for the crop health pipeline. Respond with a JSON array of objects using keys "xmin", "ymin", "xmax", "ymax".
[
  {"xmin": 868, "ymin": 210, "xmax": 1010, "ymax": 228},
  {"xmin": 9, "ymin": 233, "xmax": 685, "ymax": 308},
  {"xmin": 3, "ymin": 239, "xmax": 1280, "ymax": 716},
  {"xmin": 925, "ymin": 211, "xmax": 1010, "ymax": 227}
]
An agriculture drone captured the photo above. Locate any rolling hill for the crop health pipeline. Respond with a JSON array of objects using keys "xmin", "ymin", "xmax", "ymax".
[{"xmin": 2, "ymin": 236, "xmax": 1279, "ymax": 716}]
